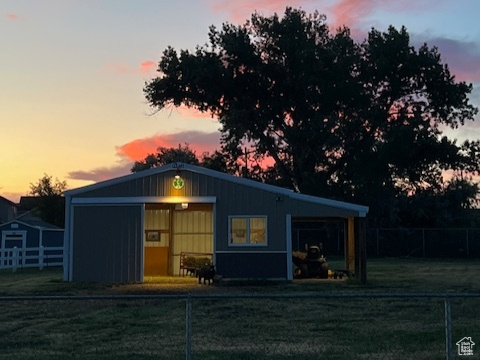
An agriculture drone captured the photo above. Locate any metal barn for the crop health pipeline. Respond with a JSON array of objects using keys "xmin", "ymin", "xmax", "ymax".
[{"xmin": 63, "ymin": 163, "xmax": 368, "ymax": 283}]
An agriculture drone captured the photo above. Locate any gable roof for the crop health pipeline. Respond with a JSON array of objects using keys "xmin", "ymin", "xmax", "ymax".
[
  {"xmin": 0, "ymin": 216, "xmax": 62, "ymax": 231},
  {"xmin": 15, "ymin": 211, "xmax": 62, "ymax": 229},
  {"xmin": 0, "ymin": 195, "xmax": 17, "ymax": 207},
  {"xmin": 65, "ymin": 162, "xmax": 369, "ymax": 216}
]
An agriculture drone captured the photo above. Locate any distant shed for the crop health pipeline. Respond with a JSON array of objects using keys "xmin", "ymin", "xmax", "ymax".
[
  {"xmin": 63, "ymin": 163, "xmax": 368, "ymax": 283},
  {"xmin": 0, "ymin": 214, "xmax": 64, "ymax": 268}
]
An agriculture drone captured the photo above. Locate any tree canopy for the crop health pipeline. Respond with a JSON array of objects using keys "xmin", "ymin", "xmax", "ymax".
[
  {"xmin": 29, "ymin": 174, "xmax": 67, "ymax": 227},
  {"xmin": 131, "ymin": 143, "xmax": 232, "ymax": 174},
  {"xmin": 144, "ymin": 8, "xmax": 479, "ymax": 227},
  {"xmin": 131, "ymin": 144, "xmax": 200, "ymax": 172}
]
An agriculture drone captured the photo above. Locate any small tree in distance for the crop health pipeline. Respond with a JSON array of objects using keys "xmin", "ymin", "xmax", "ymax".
[
  {"xmin": 131, "ymin": 143, "xmax": 235, "ymax": 174},
  {"xmin": 131, "ymin": 144, "xmax": 199, "ymax": 172},
  {"xmin": 29, "ymin": 174, "xmax": 67, "ymax": 227}
]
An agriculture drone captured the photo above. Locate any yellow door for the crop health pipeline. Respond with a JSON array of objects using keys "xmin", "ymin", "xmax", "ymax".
[
  {"xmin": 144, "ymin": 205, "xmax": 170, "ymax": 276},
  {"xmin": 144, "ymin": 246, "xmax": 169, "ymax": 276}
]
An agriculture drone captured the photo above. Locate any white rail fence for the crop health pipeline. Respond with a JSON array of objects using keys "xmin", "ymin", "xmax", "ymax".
[{"xmin": 0, "ymin": 246, "xmax": 64, "ymax": 271}]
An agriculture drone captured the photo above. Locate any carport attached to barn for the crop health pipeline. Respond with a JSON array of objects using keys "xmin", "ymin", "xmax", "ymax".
[{"xmin": 63, "ymin": 163, "xmax": 368, "ymax": 283}]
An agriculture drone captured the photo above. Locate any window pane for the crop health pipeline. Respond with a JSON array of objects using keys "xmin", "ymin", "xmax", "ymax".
[
  {"xmin": 250, "ymin": 218, "xmax": 266, "ymax": 244},
  {"xmin": 231, "ymin": 218, "xmax": 247, "ymax": 244}
]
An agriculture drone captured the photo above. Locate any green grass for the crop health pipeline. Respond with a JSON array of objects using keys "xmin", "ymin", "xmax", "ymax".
[{"xmin": 0, "ymin": 259, "xmax": 479, "ymax": 359}]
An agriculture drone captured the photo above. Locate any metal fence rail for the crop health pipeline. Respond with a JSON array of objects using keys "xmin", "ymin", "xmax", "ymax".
[{"xmin": 0, "ymin": 293, "xmax": 478, "ymax": 360}]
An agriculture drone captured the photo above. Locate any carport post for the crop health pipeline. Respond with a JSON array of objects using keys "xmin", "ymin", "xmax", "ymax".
[
  {"xmin": 186, "ymin": 295, "xmax": 192, "ymax": 360},
  {"xmin": 354, "ymin": 217, "xmax": 367, "ymax": 284}
]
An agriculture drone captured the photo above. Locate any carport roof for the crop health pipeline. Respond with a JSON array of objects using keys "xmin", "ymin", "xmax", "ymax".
[{"xmin": 65, "ymin": 162, "xmax": 369, "ymax": 217}]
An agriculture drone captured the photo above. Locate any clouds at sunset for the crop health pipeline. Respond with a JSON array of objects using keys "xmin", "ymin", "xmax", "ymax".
[
  {"xmin": 139, "ymin": 61, "xmax": 157, "ymax": 75},
  {"xmin": 105, "ymin": 62, "xmax": 129, "ymax": 75},
  {"xmin": 422, "ymin": 37, "xmax": 480, "ymax": 83},
  {"xmin": 116, "ymin": 130, "xmax": 221, "ymax": 161},
  {"xmin": 2, "ymin": 0, "xmax": 480, "ymax": 200},
  {"xmin": 67, "ymin": 163, "xmax": 133, "ymax": 183},
  {"xmin": 327, "ymin": 0, "xmax": 378, "ymax": 30},
  {"xmin": 208, "ymin": 0, "xmax": 312, "ymax": 23},
  {"xmin": 208, "ymin": 0, "xmax": 443, "ymax": 29},
  {"xmin": 104, "ymin": 60, "xmax": 158, "ymax": 76},
  {"xmin": 5, "ymin": 13, "xmax": 18, "ymax": 21},
  {"xmin": 209, "ymin": 0, "xmax": 480, "ymax": 86},
  {"xmin": 68, "ymin": 131, "xmax": 222, "ymax": 183}
]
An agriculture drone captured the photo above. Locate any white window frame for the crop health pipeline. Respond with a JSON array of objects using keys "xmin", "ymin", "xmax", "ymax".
[
  {"xmin": 228, "ymin": 216, "xmax": 268, "ymax": 247},
  {"xmin": 1, "ymin": 230, "xmax": 27, "ymax": 249},
  {"xmin": 1, "ymin": 230, "xmax": 27, "ymax": 266}
]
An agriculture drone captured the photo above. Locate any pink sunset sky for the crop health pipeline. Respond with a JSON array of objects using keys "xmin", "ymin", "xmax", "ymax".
[{"xmin": 1, "ymin": 0, "xmax": 480, "ymax": 202}]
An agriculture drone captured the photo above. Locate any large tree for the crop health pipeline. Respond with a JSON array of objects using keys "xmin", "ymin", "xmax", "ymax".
[{"xmin": 144, "ymin": 8, "xmax": 479, "ymax": 226}]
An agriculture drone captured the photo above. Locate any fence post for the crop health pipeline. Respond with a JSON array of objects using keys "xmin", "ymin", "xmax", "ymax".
[
  {"xmin": 466, "ymin": 229, "xmax": 469, "ymax": 257},
  {"xmin": 186, "ymin": 295, "xmax": 192, "ymax": 360},
  {"xmin": 12, "ymin": 247, "xmax": 19, "ymax": 273},
  {"xmin": 39, "ymin": 246, "xmax": 44, "ymax": 270},
  {"xmin": 422, "ymin": 229, "xmax": 427, "ymax": 259},
  {"xmin": 445, "ymin": 296, "xmax": 452, "ymax": 360}
]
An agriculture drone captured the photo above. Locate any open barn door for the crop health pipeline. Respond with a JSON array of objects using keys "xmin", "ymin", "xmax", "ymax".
[
  {"xmin": 144, "ymin": 205, "xmax": 170, "ymax": 276},
  {"xmin": 171, "ymin": 204, "xmax": 213, "ymax": 276}
]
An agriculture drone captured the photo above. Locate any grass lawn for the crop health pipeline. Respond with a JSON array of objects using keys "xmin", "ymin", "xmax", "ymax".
[{"xmin": 0, "ymin": 258, "xmax": 479, "ymax": 359}]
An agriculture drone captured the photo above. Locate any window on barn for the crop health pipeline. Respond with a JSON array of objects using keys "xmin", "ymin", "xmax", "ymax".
[{"xmin": 229, "ymin": 216, "xmax": 267, "ymax": 246}]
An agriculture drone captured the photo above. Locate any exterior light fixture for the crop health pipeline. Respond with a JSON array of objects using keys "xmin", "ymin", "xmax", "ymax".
[
  {"xmin": 181, "ymin": 203, "xmax": 189, "ymax": 210},
  {"xmin": 173, "ymin": 175, "xmax": 184, "ymax": 190}
]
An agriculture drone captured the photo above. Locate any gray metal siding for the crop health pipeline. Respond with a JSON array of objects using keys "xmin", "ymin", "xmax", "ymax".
[
  {"xmin": 72, "ymin": 205, "xmax": 142, "ymax": 283},
  {"xmin": 214, "ymin": 181, "xmax": 287, "ymax": 252},
  {"xmin": 216, "ymin": 253, "xmax": 287, "ymax": 279},
  {"xmin": 286, "ymin": 198, "xmax": 359, "ymax": 218},
  {"xmin": 75, "ymin": 170, "xmax": 361, "ymax": 216},
  {"xmin": 75, "ymin": 171, "xmax": 288, "ymax": 253},
  {"xmin": 72, "ymin": 170, "xmax": 358, "ymax": 254}
]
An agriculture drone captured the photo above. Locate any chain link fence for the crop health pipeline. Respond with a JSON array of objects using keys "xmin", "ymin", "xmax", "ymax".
[
  {"xmin": 292, "ymin": 224, "xmax": 480, "ymax": 258},
  {"xmin": 0, "ymin": 293, "xmax": 478, "ymax": 360},
  {"xmin": 367, "ymin": 228, "xmax": 480, "ymax": 258}
]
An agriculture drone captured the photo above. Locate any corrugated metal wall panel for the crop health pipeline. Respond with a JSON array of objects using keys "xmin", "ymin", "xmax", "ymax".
[
  {"xmin": 72, "ymin": 169, "xmax": 358, "ymax": 258},
  {"xmin": 72, "ymin": 205, "xmax": 142, "ymax": 283},
  {"xmin": 213, "ymin": 180, "xmax": 286, "ymax": 252},
  {"xmin": 286, "ymin": 198, "xmax": 359, "ymax": 218},
  {"xmin": 216, "ymin": 253, "xmax": 287, "ymax": 279}
]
